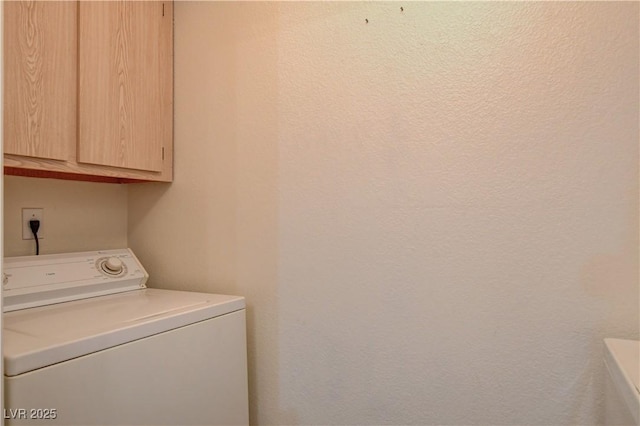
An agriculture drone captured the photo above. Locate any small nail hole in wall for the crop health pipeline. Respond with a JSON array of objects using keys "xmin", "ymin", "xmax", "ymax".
[
  {"xmin": 400, "ymin": 6, "xmax": 404, "ymax": 12},
  {"xmin": 365, "ymin": 18, "xmax": 369, "ymax": 23}
]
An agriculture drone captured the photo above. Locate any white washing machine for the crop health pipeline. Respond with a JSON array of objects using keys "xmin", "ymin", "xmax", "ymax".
[
  {"xmin": 3, "ymin": 249, "xmax": 249, "ymax": 426},
  {"xmin": 604, "ymin": 338, "xmax": 639, "ymax": 425}
]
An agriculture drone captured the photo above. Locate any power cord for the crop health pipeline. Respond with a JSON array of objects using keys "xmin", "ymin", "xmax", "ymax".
[{"xmin": 29, "ymin": 219, "xmax": 40, "ymax": 255}]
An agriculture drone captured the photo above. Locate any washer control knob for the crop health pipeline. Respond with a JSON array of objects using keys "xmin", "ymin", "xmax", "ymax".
[{"xmin": 104, "ymin": 257, "xmax": 123, "ymax": 274}]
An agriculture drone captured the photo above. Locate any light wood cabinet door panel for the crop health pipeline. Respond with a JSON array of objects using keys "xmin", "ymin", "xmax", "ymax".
[
  {"xmin": 4, "ymin": 1, "xmax": 77, "ymax": 161},
  {"xmin": 78, "ymin": 1, "xmax": 172, "ymax": 173}
]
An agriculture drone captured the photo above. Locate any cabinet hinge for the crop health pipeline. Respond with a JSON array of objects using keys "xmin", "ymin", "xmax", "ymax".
[{"xmin": 162, "ymin": 147, "xmax": 165, "ymax": 160}]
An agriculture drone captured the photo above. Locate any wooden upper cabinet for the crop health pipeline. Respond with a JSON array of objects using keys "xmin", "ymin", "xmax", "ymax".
[
  {"xmin": 78, "ymin": 1, "xmax": 172, "ymax": 173},
  {"xmin": 3, "ymin": 1, "xmax": 173, "ymax": 183},
  {"xmin": 4, "ymin": 1, "xmax": 77, "ymax": 161}
]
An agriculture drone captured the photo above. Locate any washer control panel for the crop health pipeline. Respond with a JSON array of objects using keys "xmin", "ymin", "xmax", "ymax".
[{"xmin": 3, "ymin": 249, "xmax": 149, "ymax": 312}]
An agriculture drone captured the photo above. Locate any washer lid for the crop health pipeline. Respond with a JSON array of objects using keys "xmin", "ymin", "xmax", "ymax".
[
  {"xmin": 3, "ymin": 288, "xmax": 245, "ymax": 377},
  {"xmin": 604, "ymin": 338, "xmax": 640, "ymax": 425}
]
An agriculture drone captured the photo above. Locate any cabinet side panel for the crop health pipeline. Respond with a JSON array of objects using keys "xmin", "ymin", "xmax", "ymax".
[
  {"xmin": 78, "ymin": 1, "xmax": 167, "ymax": 173},
  {"xmin": 160, "ymin": 1, "xmax": 173, "ymax": 180},
  {"xmin": 3, "ymin": 1, "xmax": 76, "ymax": 161}
]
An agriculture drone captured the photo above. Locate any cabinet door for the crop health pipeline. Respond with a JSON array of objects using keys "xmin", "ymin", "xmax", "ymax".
[
  {"xmin": 4, "ymin": 1, "xmax": 77, "ymax": 161},
  {"xmin": 78, "ymin": 1, "xmax": 172, "ymax": 173}
]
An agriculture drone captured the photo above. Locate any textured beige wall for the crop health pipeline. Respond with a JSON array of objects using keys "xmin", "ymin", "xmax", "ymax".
[
  {"xmin": 4, "ymin": 176, "xmax": 128, "ymax": 256},
  {"xmin": 129, "ymin": 2, "xmax": 639, "ymax": 424}
]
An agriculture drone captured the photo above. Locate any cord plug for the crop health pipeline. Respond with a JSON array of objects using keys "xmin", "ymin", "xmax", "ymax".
[
  {"xmin": 29, "ymin": 219, "xmax": 40, "ymax": 235},
  {"xmin": 29, "ymin": 220, "xmax": 40, "ymax": 255}
]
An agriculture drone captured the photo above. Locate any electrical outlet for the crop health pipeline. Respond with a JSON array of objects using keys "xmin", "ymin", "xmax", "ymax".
[{"xmin": 22, "ymin": 208, "xmax": 44, "ymax": 240}]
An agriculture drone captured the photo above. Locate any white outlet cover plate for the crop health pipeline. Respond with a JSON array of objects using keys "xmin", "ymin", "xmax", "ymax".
[{"xmin": 22, "ymin": 208, "xmax": 44, "ymax": 240}]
